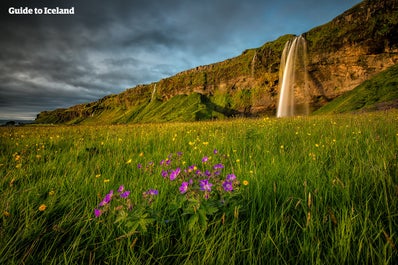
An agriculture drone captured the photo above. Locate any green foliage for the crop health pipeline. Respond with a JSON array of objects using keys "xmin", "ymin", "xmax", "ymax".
[
  {"xmin": 93, "ymin": 150, "xmax": 247, "ymax": 237},
  {"xmin": 315, "ymin": 64, "xmax": 398, "ymax": 114},
  {"xmin": 1, "ymin": 112, "xmax": 398, "ymax": 264},
  {"xmin": 306, "ymin": 0, "xmax": 398, "ymax": 53}
]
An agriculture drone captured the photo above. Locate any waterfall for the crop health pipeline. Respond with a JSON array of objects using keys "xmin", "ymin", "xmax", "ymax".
[
  {"xmin": 151, "ymin": 84, "xmax": 157, "ymax": 101},
  {"xmin": 251, "ymin": 51, "xmax": 257, "ymax": 78},
  {"xmin": 277, "ymin": 35, "xmax": 309, "ymax": 117}
]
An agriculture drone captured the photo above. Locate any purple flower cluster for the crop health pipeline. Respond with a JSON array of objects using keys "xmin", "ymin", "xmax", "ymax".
[
  {"xmin": 159, "ymin": 150, "xmax": 239, "ymax": 199},
  {"xmin": 202, "ymin": 156, "xmax": 209, "ymax": 163},
  {"xmin": 144, "ymin": 189, "xmax": 159, "ymax": 196},
  {"xmin": 169, "ymin": 168, "xmax": 181, "ymax": 181},
  {"xmin": 179, "ymin": 182, "xmax": 189, "ymax": 194},
  {"xmin": 199, "ymin": 179, "xmax": 213, "ymax": 192},
  {"xmin": 222, "ymin": 181, "xmax": 233, "ymax": 192},
  {"xmin": 93, "ymin": 149, "xmax": 245, "ymax": 225},
  {"xmin": 142, "ymin": 188, "xmax": 159, "ymax": 204},
  {"xmin": 94, "ymin": 185, "xmax": 131, "ymax": 218},
  {"xmin": 98, "ymin": 190, "xmax": 113, "ymax": 207}
]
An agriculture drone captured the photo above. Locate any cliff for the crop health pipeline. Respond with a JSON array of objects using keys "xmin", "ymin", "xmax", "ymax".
[{"xmin": 36, "ymin": 0, "xmax": 398, "ymax": 124}]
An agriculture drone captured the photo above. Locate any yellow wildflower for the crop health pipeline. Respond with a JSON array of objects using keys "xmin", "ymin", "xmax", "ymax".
[
  {"xmin": 38, "ymin": 204, "xmax": 47, "ymax": 212},
  {"xmin": 243, "ymin": 180, "xmax": 249, "ymax": 186},
  {"xmin": 3, "ymin": 211, "xmax": 10, "ymax": 217},
  {"xmin": 48, "ymin": 190, "xmax": 55, "ymax": 196}
]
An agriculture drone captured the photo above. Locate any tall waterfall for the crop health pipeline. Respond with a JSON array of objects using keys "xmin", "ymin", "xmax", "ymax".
[
  {"xmin": 251, "ymin": 51, "xmax": 257, "ymax": 78},
  {"xmin": 277, "ymin": 35, "xmax": 309, "ymax": 117},
  {"xmin": 151, "ymin": 84, "xmax": 157, "ymax": 102}
]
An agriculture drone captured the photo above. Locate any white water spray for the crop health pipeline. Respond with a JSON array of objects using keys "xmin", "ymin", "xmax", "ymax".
[
  {"xmin": 251, "ymin": 51, "xmax": 257, "ymax": 78},
  {"xmin": 151, "ymin": 84, "xmax": 157, "ymax": 101},
  {"xmin": 277, "ymin": 35, "xmax": 309, "ymax": 117}
]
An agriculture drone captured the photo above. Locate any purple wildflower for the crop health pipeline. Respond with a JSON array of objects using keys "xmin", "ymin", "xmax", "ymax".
[
  {"xmin": 120, "ymin": 190, "xmax": 130, "ymax": 198},
  {"xmin": 179, "ymin": 182, "xmax": 189, "ymax": 194},
  {"xmin": 202, "ymin": 156, "xmax": 209, "ymax": 163},
  {"xmin": 213, "ymin": 163, "xmax": 224, "ymax": 170},
  {"xmin": 137, "ymin": 163, "xmax": 142, "ymax": 169},
  {"xmin": 199, "ymin": 179, "xmax": 213, "ymax": 192},
  {"xmin": 213, "ymin": 149, "xmax": 218, "ymax": 154},
  {"xmin": 94, "ymin": 208, "xmax": 102, "ymax": 218},
  {"xmin": 187, "ymin": 165, "xmax": 196, "ymax": 172},
  {"xmin": 99, "ymin": 190, "xmax": 113, "ymax": 206},
  {"xmin": 226, "ymin": 174, "xmax": 236, "ymax": 181},
  {"xmin": 169, "ymin": 168, "xmax": 181, "ymax": 181},
  {"xmin": 117, "ymin": 185, "xmax": 124, "ymax": 193},
  {"xmin": 161, "ymin": 170, "xmax": 168, "ymax": 178},
  {"xmin": 204, "ymin": 170, "xmax": 212, "ymax": 177},
  {"xmin": 146, "ymin": 189, "xmax": 159, "ymax": 196},
  {"xmin": 222, "ymin": 181, "xmax": 233, "ymax": 192}
]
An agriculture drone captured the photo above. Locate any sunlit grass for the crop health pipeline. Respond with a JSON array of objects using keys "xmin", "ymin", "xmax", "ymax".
[{"xmin": 1, "ymin": 111, "xmax": 398, "ymax": 264}]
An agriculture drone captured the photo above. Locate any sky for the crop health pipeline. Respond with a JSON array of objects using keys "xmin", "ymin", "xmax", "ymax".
[{"xmin": 0, "ymin": 0, "xmax": 362, "ymax": 121}]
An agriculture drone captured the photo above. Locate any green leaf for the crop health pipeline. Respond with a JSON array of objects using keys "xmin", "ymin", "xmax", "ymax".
[
  {"xmin": 187, "ymin": 213, "xmax": 199, "ymax": 231},
  {"xmin": 114, "ymin": 210, "xmax": 128, "ymax": 224},
  {"xmin": 138, "ymin": 216, "xmax": 154, "ymax": 233},
  {"xmin": 198, "ymin": 208, "xmax": 208, "ymax": 228},
  {"xmin": 202, "ymin": 202, "xmax": 219, "ymax": 215}
]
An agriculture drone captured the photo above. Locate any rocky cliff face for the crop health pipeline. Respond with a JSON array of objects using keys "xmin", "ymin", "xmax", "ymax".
[
  {"xmin": 36, "ymin": 0, "xmax": 398, "ymax": 124},
  {"xmin": 304, "ymin": 0, "xmax": 398, "ymax": 108}
]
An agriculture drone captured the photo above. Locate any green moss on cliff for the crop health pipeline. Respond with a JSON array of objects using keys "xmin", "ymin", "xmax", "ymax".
[{"xmin": 306, "ymin": 0, "xmax": 398, "ymax": 53}]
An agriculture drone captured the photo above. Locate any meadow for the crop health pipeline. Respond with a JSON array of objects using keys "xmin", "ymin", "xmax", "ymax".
[{"xmin": 1, "ymin": 111, "xmax": 397, "ymax": 264}]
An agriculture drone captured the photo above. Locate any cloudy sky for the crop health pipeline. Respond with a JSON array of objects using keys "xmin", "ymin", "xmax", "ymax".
[{"xmin": 1, "ymin": 0, "xmax": 362, "ymax": 120}]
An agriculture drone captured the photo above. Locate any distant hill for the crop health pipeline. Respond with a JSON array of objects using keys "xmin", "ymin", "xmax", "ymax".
[
  {"xmin": 314, "ymin": 63, "xmax": 398, "ymax": 114},
  {"xmin": 36, "ymin": 0, "xmax": 398, "ymax": 124}
]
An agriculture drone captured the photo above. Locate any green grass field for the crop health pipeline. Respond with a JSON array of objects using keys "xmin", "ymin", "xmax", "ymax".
[{"xmin": 1, "ymin": 111, "xmax": 398, "ymax": 264}]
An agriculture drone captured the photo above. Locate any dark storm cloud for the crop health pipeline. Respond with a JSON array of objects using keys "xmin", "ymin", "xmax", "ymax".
[{"xmin": 0, "ymin": 0, "xmax": 362, "ymax": 120}]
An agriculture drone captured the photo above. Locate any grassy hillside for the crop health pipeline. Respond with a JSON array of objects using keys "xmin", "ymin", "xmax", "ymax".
[
  {"xmin": 314, "ymin": 63, "xmax": 398, "ymax": 114},
  {"xmin": 35, "ymin": 0, "xmax": 398, "ymax": 124},
  {"xmin": 305, "ymin": 0, "xmax": 398, "ymax": 53},
  {"xmin": 59, "ymin": 93, "xmax": 239, "ymax": 125}
]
